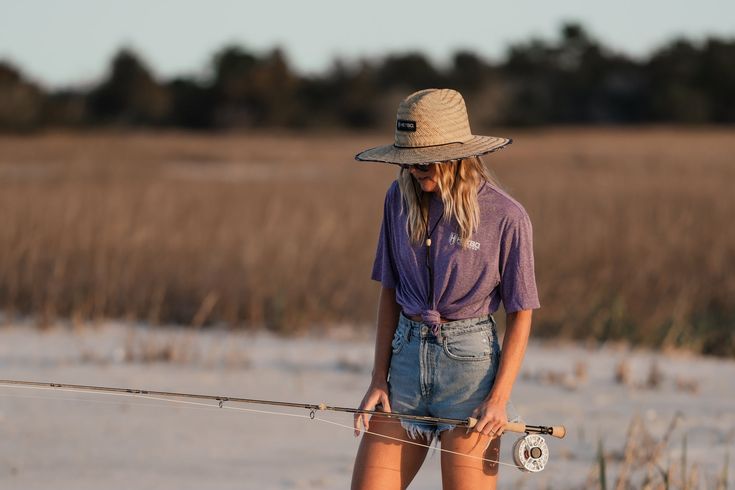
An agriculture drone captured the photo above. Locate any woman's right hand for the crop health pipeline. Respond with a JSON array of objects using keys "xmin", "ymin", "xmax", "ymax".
[{"xmin": 353, "ymin": 378, "xmax": 392, "ymax": 436}]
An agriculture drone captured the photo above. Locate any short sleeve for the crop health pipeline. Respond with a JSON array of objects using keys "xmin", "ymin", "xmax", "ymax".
[
  {"xmin": 499, "ymin": 209, "xmax": 541, "ymax": 313},
  {"xmin": 370, "ymin": 185, "xmax": 398, "ymax": 288}
]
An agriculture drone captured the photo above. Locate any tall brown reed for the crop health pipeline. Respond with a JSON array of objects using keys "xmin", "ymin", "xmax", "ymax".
[
  {"xmin": 594, "ymin": 413, "xmax": 728, "ymax": 490},
  {"xmin": 0, "ymin": 129, "xmax": 733, "ymax": 354}
]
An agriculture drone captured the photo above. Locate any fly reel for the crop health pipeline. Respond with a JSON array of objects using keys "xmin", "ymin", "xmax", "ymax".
[{"xmin": 512, "ymin": 433, "xmax": 549, "ymax": 472}]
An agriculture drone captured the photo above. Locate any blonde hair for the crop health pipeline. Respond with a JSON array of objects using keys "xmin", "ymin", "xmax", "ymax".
[{"xmin": 398, "ymin": 156, "xmax": 502, "ymax": 248}]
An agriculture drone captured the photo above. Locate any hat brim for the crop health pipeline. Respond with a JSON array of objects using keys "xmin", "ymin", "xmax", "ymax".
[{"xmin": 354, "ymin": 135, "xmax": 512, "ymax": 165}]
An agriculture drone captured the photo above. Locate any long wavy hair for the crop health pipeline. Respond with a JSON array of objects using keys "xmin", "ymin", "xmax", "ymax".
[{"xmin": 397, "ymin": 156, "xmax": 502, "ymax": 248}]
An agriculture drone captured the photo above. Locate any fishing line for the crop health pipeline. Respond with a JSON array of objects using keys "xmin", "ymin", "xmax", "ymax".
[
  {"xmin": 0, "ymin": 391, "xmax": 187, "ymax": 410},
  {"xmin": 313, "ymin": 416, "xmax": 519, "ymax": 469}
]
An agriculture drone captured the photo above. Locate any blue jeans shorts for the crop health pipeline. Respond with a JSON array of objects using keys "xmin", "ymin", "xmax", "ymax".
[{"xmin": 388, "ymin": 312, "xmax": 519, "ymax": 442}]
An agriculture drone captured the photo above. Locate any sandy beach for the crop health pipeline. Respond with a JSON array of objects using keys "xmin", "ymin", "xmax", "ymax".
[{"xmin": 0, "ymin": 321, "xmax": 732, "ymax": 489}]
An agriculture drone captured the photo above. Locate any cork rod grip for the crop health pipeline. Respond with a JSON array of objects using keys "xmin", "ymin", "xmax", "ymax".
[
  {"xmin": 548, "ymin": 425, "xmax": 566, "ymax": 439},
  {"xmin": 465, "ymin": 418, "xmax": 567, "ymax": 439}
]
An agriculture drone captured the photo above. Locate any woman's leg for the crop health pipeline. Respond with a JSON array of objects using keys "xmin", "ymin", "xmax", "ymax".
[
  {"xmin": 439, "ymin": 428, "xmax": 500, "ymax": 490},
  {"xmin": 351, "ymin": 415, "xmax": 430, "ymax": 490}
]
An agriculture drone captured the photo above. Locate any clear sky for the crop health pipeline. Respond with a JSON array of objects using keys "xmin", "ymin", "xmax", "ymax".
[{"xmin": 1, "ymin": 0, "xmax": 733, "ymax": 89}]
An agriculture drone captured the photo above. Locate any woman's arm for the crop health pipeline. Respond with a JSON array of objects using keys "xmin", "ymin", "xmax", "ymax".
[
  {"xmin": 353, "ymin": 286, "xmax": 401, "ymax": 435},
  {"xmin": 472, "ymin": 309, "xmax": 533, "ymax": 436},
  {"xmin": 370, "ymin": 286, "xmax": 401, "ymax": 382}
]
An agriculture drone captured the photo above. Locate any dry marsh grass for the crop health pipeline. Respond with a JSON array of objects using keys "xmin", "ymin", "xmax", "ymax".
[
  {"xmin": 589, "ymin": 413, "xmax": 731, "ymax": 490},
  {"xmin": 0, "ymin": 128, "xmax": 733, "ymax": 355}
]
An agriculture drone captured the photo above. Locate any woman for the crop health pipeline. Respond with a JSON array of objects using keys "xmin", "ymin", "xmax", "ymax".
[{"xmin": 351, "ymin": 89, "xmax": 540, "ymax": 490}]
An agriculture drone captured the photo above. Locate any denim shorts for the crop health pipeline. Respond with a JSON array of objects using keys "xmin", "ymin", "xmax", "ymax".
[{"xmin": 388, "ymin": 312, "xmax": 519, "ymax": 442}]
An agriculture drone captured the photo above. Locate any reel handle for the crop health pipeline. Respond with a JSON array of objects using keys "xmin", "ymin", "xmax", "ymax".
[{"xmin": 466, "ymin": 418, "xmax": 566, "ymax": 439}]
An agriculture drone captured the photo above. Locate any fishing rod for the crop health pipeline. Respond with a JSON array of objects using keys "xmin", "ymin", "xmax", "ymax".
[
  {"xmin": 0, "ymin": 379, "xmax": 565, "ymax": 437},
  {"xmin": 0, "ymin": 378, "xmax": 565, "ymax": 472}
]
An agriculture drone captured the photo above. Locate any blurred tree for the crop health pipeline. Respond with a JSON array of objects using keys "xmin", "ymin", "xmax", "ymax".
[
  {"xmin": 699, "ymin": 39, "xmax": 735, "ymax": 123},
  {"xmin": 211, "ymin": 45, "xmax": 300, "ymax": 127},
  {"xmin": 554, "ymin": 23, "xmax": 606, "ymax": 122},
  {"xmin": 503, "ymin": 38, "xmax": 557, "ymax": 125},
  {"xmin": 377, "ymin": 52, "xmax": 445, "ymax": 90},
  {"xmin": 1, "ymin": 24, "xmax": 734, "ymax": 131},
  {"xmin": 503, "ymin": 22, "xmax": 648, "ymax": 124},
  {"xmin": 444, "ymin": 51, "xmax": 511, "ymax": 127},
  {"xmin": 167, "ymin": 78, "xmax": 214, "ymax": 129},
  {"xmin": 252, "ymin": 48, "xmax": 301, "ymax": 126},
  {"xmin": 212, "ymin": 45, "xmax": 258, "ymax": 99},
  {"xmin": 645, "ymin": 39, "xmax": 711, "ymax": 122},
  {"xmin": 597, "ymin": 56, "xmax": 647, "ymax": 123},
  {"xmin": 42, "ymin": 90, "xmax": 88, "ymax": 127},
  {"xmin": 0, "ymin": 62, "xmax": 44, "ymax": 131},
  {"xmin": 210, "ymin": 45, "xmax": 258, "ymax": 126},
  {"xmin": 449, "ymin": 51, "xmax": 489, "ymax": 91},
  {"xmin": 329, "ymin": 59, "xmax": 382, "ymax": 128},
  {"xmin": 88, "ymin": 48, "xmax": 171, "ymax": 125}
]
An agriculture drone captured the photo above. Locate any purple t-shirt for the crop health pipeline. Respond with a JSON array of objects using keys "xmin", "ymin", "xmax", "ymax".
[{"xmin": 371, "ymin": 180, "xmax": 540, "ymax": 324}]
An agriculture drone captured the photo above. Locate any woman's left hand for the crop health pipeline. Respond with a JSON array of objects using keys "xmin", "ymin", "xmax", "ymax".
[{"xmin": 470, "ymin": 398, "xmax": 507, "ymax": 439}]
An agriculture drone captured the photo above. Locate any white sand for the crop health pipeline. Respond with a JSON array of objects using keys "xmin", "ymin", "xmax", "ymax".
[{"xmin": 0, "ymin": 322, "xmax": 733, "ymax": 489}]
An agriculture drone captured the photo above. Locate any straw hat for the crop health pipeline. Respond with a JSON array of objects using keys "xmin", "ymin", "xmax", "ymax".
[{"xmin": 355, "ymin": 88, "xmax": 511, "ymax": 165}]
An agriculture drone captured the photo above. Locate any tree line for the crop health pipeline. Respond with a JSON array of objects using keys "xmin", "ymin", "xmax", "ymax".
[{"xmin": 1, "ymin": 23, "xmax": 734, "ymax": 131}]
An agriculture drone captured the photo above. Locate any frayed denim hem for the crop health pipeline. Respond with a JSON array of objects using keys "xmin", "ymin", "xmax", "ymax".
[
  {"xmin": 399, "ymin": 420, "xmax": 456, "ymax": 446},
  {"xmin": 400, "ymin": 412, "xmax": 523, "ymax": 445}
]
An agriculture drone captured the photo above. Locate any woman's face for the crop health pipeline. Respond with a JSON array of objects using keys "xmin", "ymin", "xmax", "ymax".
[{"xmin": 409, "ymin": 163, "xmax": 439, "ymax": 193}]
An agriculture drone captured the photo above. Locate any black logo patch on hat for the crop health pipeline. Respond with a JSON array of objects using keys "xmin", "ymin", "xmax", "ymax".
[{"xmin": 396, "ymin": 119, "xmax": 417, "ymax": 132}]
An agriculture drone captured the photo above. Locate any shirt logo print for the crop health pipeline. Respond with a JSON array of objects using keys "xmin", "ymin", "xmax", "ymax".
[{"xmin": 449, "ymin": 232, "xmax": 481, "ymax": 251}]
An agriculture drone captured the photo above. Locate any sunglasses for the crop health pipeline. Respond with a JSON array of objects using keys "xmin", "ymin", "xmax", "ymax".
[{"xmin": 398, "ymin": 163, "xmax": 432, "ymax": 172}]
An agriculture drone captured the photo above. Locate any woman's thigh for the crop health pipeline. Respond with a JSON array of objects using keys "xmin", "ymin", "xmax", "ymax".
[
  {"xmin": 351, "ymin": 415, "xmax": 430, "ymax": 490},
  {"xmin": 439, "ymin": 428, "xmax": 500, "ymax": 490}
]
